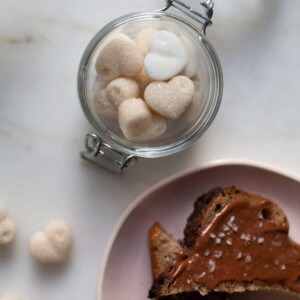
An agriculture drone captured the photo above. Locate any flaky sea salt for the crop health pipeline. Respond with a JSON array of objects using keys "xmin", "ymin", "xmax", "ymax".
[
  {"xmin": 241, "ymin": 233, "xmax": 251, "ymax": 242},
  {"xmin": 226, "ymin": 238, "xmax": 233, "ymax": 246},
  {"xmin": 222, "ymin": 225, "xmax": 230, "ymax": 232},
  {"xmin": 208, "ymin": 259, "xmax": 216, "ymax": 273},
  {"xmin": 235, "ymin": 250, "xmax": 242, "ymax": 260},
  {"xmin": 257, "ymin": 237, "xmax": 264, "ymax": 244},
  {"xmin": 215, "ymin": 238, "xmax": 221, "ymax": 245},
  {"xmin": 231, "ymin": 223, "xmax": 239, "ymax": 232},
  {"xmin": 245, "ymin": 254, "xmax": 252, "ymax": 263},
  {"xmin": 272, "ymin": 240, "xmax": 282, "ymax": 247},
  {"xmin": 214, "ymin": 250, "xmax": 223, "ymax": 259},
  {"xmin": 228, "ymin": 216, "xmax": 235, "ymax": 223},
  {"xmin": 245, "ymin": 234, "xmax": 251, "ymax": 242},
  {"xmin": 204, "ymin": 249, "xmax": 210, "ymax": 257}
]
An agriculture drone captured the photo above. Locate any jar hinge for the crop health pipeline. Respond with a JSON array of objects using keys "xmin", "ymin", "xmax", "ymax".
[
  {"xmin": 80, "ymin": 133, "xmax": 137, "ymax": 173},
  {"xmin": 159, "ymin": 0, "xmax": 214, "ymax": 34}
]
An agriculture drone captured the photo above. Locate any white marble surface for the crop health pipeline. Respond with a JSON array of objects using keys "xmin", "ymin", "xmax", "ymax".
[{"xmin": 0, "ymin": 0, "xmax": 299, "ymax": 299}]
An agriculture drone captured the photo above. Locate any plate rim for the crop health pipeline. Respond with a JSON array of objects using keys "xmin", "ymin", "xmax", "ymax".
[{"xmin": 97, "ymin": 158, "xmax": 300, "ymax": 299}]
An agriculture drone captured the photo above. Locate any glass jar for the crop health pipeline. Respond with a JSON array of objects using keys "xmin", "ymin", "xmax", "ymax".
[{"xmin": 78, "ymin": 0, "xmax": 223, "ymax": 173}]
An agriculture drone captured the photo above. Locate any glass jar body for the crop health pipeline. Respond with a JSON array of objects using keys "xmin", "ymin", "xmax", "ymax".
[{"xmin": 78, "ymin": 11, "xmax": 223, "ymax": 159}]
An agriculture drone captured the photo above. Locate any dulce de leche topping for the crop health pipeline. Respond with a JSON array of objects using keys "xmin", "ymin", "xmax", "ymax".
[{"xmin": 170, "ymin": 196, "xmax": 300, "ymax": 293}]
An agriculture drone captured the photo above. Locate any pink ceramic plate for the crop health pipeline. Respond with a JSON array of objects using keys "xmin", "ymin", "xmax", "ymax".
[{"xmin": 98, "ymin": 160, "xmax": 300, "ymax": 300}]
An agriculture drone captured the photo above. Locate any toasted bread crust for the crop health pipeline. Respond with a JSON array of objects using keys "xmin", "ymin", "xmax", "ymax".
[
  {"xmin": 184, "ymin": 186, "xmax": 288, "ymax": 249},
  {"xmin": 184, "ymin": 187, "xmax": 222, "ymax": 249}
]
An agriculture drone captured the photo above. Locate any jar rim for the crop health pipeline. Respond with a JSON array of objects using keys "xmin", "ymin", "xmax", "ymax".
[{"xmin": 78, "ymin": 11, "xmax": 223, "ymax": 158}]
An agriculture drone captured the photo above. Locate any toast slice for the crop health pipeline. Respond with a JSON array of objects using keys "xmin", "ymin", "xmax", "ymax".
[
  {"xmin": 149, "ymin": 186, "xmax": 300, "ymax": 298},
  {"xmin": 149, "ymin": 223, "xmax": 231, "ymax": 300},
  {"xmin": 149, "ymin": 222, "xmax": 183, "ymax": 279}
]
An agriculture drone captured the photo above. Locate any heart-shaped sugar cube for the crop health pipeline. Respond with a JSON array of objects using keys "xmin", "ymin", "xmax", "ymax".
[
  {"xmin": 93, "ymin": 78, "xmax": 139, "ymax": 119},
  {"xmin": 106, "ymin": 77, "xmax": 139, "ymax": 108},
  {"xmin": 0, "ymin": 203, "xmax": 16, "ymax": 245},
  {"xmin": 1, "ymin": 293, "xmax": 19, "ymax": 300},
  {"xmin": 180, "ymin": 35, "xmax": 199, "ymax": 78},
  {"xmin": 144, "ymin": 76, "xmax": 195, "ymax": 119},
  {"xmin": 30, "ymin": 220, "xmax": 72, "ymax": 263},
  {"xmin": 144, "ymin": 31, "xmax": 188, "ymax": 81},
  {"xmin": 135, "ymin": 69, "xmax": 153, "ymax": 97},
  {"xmin": 96, "ymin": 34, "xmax": 144, "ymax": 80},
  {"xmin": 135, "ymin": 28, "xmax": 158, "ymax": 56},
  {"xmin": 93, "ymin": 83, "xmax": 118, "ymax": 119},
  {"xmin": 118, "ymin": 98, "xmax": 166, "ymax": 142},
  {"xmin": 180, "ymin": 81, "xmax": 202, "ymax": 122}
]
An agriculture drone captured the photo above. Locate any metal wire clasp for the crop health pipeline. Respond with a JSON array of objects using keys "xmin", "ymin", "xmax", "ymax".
[
  {"xmin": 159, "ymin": 0, "xmax": 214, "ymax": 34},
  {"xmin": 81, "ymin": 134, "xmax": 137, "ymax": 173}
]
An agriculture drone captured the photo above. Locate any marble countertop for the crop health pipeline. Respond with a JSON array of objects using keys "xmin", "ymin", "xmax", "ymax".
[{"xmin": 0, "ymin": 0, "xmax": 299, "ymax": 299}]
